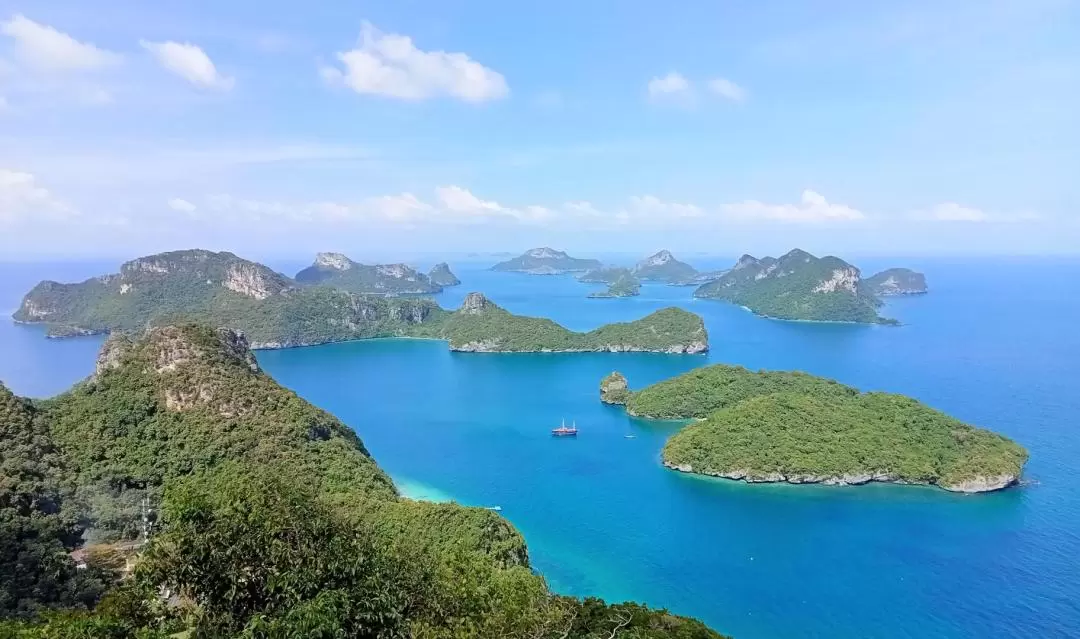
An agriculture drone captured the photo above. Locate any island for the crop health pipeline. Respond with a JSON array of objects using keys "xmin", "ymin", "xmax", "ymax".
[
  {"xmin": 13, "ymin": 250, "xmax": 710, "ymax": 354},
  {"xmin": 863, "ymin": 267, "xmax": 928, "ymax": 296},
  {"xmin": 490, "ymin": 247, "xmax": 602, "ymax": 274},
  {"xmin": 295, "ymin": 251, "xmax": 442, "ymax": 294},
  {"xmin": 421, "ymin": 292, "xmax": 706, "ymax": 353},
  {"xmin": 578, "ymin": 266, "xmax": 634, "ymax": 284},
  {"xmin": 428, "ymin": 261, "xmax": 462, "ymax": 287},
  {"xmin": 632, "ymin": 250, "xmax": 698, "ymax": 284},
  {"xmin": 693, "ymin": 249, "xmax": 894, "ymax": 324},
  {"xmin": 0, "ymin": 324, "xmax": 728, "ymax": 637},
  {"xmin": 601, "ymin": 365, "xmax": 1028, "ymax": 493},
  {"xmin": 587, "ymin": 273, "xmax": 642, "ymax": 298}
]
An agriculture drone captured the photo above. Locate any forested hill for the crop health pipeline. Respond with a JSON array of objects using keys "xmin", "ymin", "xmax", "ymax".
[{"xmin": 0, "ymin": 324, "xmax": 729, "ymax": 637}]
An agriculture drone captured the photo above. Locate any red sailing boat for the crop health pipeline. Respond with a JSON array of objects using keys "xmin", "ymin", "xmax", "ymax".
[{"xmin": 551, "ymin": 419, "xmax": 578, "ymax": 437}]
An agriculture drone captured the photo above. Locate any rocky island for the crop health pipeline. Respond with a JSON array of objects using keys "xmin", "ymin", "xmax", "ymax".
[
  {"xmin": 428, "ymin": 261, "xmax": 462, "ymax": 287},
  {"xmin": 601, "ymin": 365, "xmax": 1028, "ymax": 493},
  {"xmin": 14, "ymin": 250, "xmax": 709, "ymax": 354},
  {"xmin": 422, "ymin": 292, "xmax": 706, "ymax": 352},
  {"xmin": 0, "ymin": 324, "xmax": 727, "ymax": 637},
  {"xmin": 633, "ymin": 250, "xmax": 698, "ymax": 284},
  {"xmin": 587, "ymin": 273, "xmax": 642, "ymax": 298},
  {"xmin": 491, "ymin": 247, "xmax": 602, "ymax": 274},
  {"xmin": 863, "ymin": 267, "xmax": 928, "ymax": 296},
  {"xmin": 578, "ymin": 266, "xmax": 634, "ymax": 284},
  {"xmin": 693, "ymin": 249, "xmax": 895, "ymax": 324},
  {"xmin": 295, "ymin": 252, "xmax": 442, "ymax": 294}
]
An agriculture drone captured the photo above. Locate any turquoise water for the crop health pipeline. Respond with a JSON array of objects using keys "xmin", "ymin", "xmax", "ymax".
[{"xmin": 2, "ymin": 257, "xmax": 1079, "ymax": 638}]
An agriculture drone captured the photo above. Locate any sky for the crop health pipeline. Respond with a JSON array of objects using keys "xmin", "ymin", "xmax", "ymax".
[{"xmin": 0, "ymin": 0, "xmax": 1078, "ymax": 261}]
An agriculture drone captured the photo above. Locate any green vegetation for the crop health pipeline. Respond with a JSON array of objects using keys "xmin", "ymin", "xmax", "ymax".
[
  {"xmin": 578, "ymin": 266, "xmax": 634, "ymax": 284},
  {"xmin": 418, "ymin": 293, "xmax": 707, "ymax": 353},
  {"xmin": 16, "ymin": 250, "xmax": 710, "ymax": 354},
  {"xmin": 588, "ymin": 274, "xmax": 642, "ymax": 298},
  {"xmin": 607, "ymin": 364, "xmax": 1028, "ymax": 492},
  {"xmin": 633, "ymin": 250, "xmax": 698, "ymax": 283},
  {"xmin": 295, "ymin": 252, "xmax": 442, "ymax": 294},
  {"xmin": 491, "ymin": 247, "xmax": 602, "ymax": 273},
  {"xmin": 863, "ymin": 268, "xmax": 928, "ymax": 296},
  {"xmin": 693, "ymin": 249, "xmax": 894, "ymax": 324},
  {"xmin": 0, "ymin": 325, "xmax": 729, "ymax": 637}
]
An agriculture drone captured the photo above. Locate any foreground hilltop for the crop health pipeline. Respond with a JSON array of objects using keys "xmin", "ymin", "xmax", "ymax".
[
  {"xmin": 0, "ymin": 325, "xmax": 727, "ymax": 637},
  {"xmin": 694, "ymin": 249, "xmax": 894, "ymax": 324},
  {"xmin": 491, "ymin": 247, "xmax": 602, "ymax": 274},
  {"xmin": 14, "ymin": 250, "xmax": 709, "ymax": 354},
  {"xmin": 601, "ymin": 366, "xmax": 1027, "ymax": 493},
  {"xmin": 295, "ymin": 252, "xmax": 446, "ymax": 294}
]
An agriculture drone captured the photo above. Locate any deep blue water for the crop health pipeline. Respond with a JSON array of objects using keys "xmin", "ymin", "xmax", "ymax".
[{"xmin": 2, "ymin": 257, "xmax": 1079, "ymax": 638}]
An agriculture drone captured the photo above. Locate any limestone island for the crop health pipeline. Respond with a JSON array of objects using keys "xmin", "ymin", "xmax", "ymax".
[
  {"xmin": 295, "ymin": 252, "xmax": 442, "ymax": 294},
  {"xmin": 599, "ymin": 367, "xmax": 1028, "ymax": 493},
  {"xmin": 632, "ymin": 250, "xmax": 698, "ymax": 284},
  {"xmin": 585, "ymin": 270, "xmax": 642, "ymax": 298},
  {"xmin": 0, "ymin": 324, "xmax": 727, "ymax": 637},
  {"xmin": 14, "ymin": 250, "xmax": 708, "ymax": 354},
  {"xmin": 428, "ymin": 262, "xmax": 461, "ymax": 287},
  {"xmin": 490, "ymin": 247, "xmax": 602, "ymax": 274},
  {"xmin": 694, "ymin": 249, "xmax": 897, "ymax": 324},
  {"xmin": 863, "ymin": 267, "xmax": 928, "ymax": 296},
  {"xmin": 578, "ymin": 266, "xmax": 634, "ymax": 284}
]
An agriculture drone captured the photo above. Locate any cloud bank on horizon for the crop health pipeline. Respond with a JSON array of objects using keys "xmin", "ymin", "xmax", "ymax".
[{"xmin": 0, "ymin": 0, "xmax": 1077, "ymax": 258}]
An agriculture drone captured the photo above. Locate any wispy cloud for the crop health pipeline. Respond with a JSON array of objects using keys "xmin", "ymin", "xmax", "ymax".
[
  {"xmin": 647, "ymin": 72, "xmax": 747, "ymax": 107},
  {"xmin": 0, "ymin": 168, "xmax": 76, "ymax": 222},
  {"xmin": 1, "ymin": 14, "xmax": 121, "ymax": 72},
  {"xmin": 321, "ymin": 22, "xmax": 508, "ymax": 103},
  {"xmin": 141, "ymin": 40, "xmax": 234, "ymax": 90},
  {"xmin": 723, "ymin": 190, "xmax": 865, "ymax": 223}
]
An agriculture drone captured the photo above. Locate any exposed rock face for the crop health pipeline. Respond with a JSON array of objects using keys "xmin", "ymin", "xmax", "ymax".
[
  {"xmin": 95, "ymin": 334, "xmax": 133, "ymax": 375},
  {"xmin": 145, "ymin": 326, "xmax": 259, "ymax": 374},
  {"xmin": 942, "ymin": 475, "xmax": 1018, "ymax": 493},
  {"xmin": 314, "ymin": 252, "xmax": 353, "ymax": 270},
  {"xmin": 527, "ymin": 247, "xmax": 561, "ymax": 259},
  {"xmin": 223, "ymin": 263, "xmax": 287, "ymax": 300},
  {"xmin": 632, "ymin": 250, "xmax": 698, "ymax": 283},
  {"xmin": 812, "ymin": 267, "xmax": 860, "ymax": 294},
  {"xmin": 733, "ymin": 254, "xmax": 758, "ymax": 270},
  {"xmin": 376, "ymin": 264, "xmax": 416, "ymax": 280},
  {"xmin": 600, "ymin": 372, "xmax": 631, "ymax": 405},
  {"xmin": 864, "ymin": 268, "xmax": 928, "ymax": 296},
  {"xmin": 428, "ymin": 262, "xmax": 461, "ymax": 287},
  {"xmin": 460, "ymin": 292, "xmax": 491, "ymax": 315}
]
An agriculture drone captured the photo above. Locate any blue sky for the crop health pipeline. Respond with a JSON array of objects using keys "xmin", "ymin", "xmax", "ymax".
[{"xmin": 0, "ymin": 0, "xmax": 1078, "ymax": 260}]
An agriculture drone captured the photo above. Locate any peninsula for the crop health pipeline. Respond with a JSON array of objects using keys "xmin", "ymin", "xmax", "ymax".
[
  {"xmin": 863, "ymin": 268, "xmax": 928, "ymax": 296},
  {"xmin": 295, "ymin": 252, "xmax": 442, "ymax": 294},
  {"xmin": 600, "ymin": 366, "xmax": 1028, "ymax": 493},
  {"xmin": 491, "ymin": 247, "xmax": 602, "ymax": 274},
  {"xmin": 0, "ymin": 324, "xmax": 727, "ymax": 637},
  {"xmin": 693, "ymin": 249, "xmax": 894, "ymax": 324},
  {"xmin": 14, "ymin": 250, "xmax": 709, "ymax": 354}
]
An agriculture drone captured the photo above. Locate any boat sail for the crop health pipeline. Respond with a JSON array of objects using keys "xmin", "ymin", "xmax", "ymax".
[{"xmin": 551, "ymin": 418, "xmax": 578, "ymax": 437}]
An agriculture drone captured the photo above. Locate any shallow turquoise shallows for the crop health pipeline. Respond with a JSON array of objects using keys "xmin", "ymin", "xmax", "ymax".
[{"xmin": 3, "ymin": 256, "xmax": 1079, "ymax": 639}]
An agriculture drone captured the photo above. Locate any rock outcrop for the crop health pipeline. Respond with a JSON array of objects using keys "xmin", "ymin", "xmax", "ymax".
[
  {"xmin": 428, "ymin": 262, "xmax": 461, "ymax": 287},
  {"xmin": 600, "ymin": 372, "xmax": 631, "ymax": 405}
]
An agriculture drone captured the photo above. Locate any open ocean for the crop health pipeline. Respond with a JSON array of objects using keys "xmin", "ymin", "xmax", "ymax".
[{"xmin": 2, "ymin": 256, "xmax": 1078, "ymax": 639}]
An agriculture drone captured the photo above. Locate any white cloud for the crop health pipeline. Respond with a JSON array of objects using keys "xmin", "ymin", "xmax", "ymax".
[
  {"xmin": 140, "ymin": 40, "xmax": 234, "ymax": 90},
  {"xmin": 647, "ymin": 72, "xmax": 693, "ymax": 101},
  {"xmin": 723, "ymin": 189, "xmax": 865, "ymax": 223},
  {"xmin": 0, "ymin": 96, "xmax": 7, "ymax": 110},
  {"xmin": 168, "ymin": 198, "xmax": 196, "ymax": 213},
  {"xmin": 916, "ymin": 202, "xmax": 988, "ymax": 222},
  {"xmin": 707, "ymin": 77, "xmax": 748, "ymax": 102},
  {"xmin": 0, "ymin": 169, "xmax": 76, "ymax": 223},
  {"xmin": 321, "ymin": 22, "xmax": 508, "ymax": 103},
  {"xmin": 436, "ymin": 184, "xmax": 503, "ymax": 213},
  {"xmin": 0, "ymin": 14, "xmax": 121, "ymax": 72}
]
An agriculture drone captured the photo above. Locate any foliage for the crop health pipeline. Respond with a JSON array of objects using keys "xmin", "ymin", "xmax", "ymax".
[
  {"xmin": 693, "ymin": 249, "xmax": 892, "ymax": 324},
  {"xmin": 589, "ymin": 275, "xmax": 642, "ymax": 298},
  {"xmin": 295, "ymin": 253, "xmax": 442, "ymax": 295}
]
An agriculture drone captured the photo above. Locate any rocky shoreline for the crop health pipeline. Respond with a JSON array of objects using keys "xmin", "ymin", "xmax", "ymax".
[
  {"xmin": 452, "ymin": 340, "xmax": 708, "ymax": 354},
  {"xmin": 662, "ymin": 460, "xmax": 1019, "ymax": 494}
]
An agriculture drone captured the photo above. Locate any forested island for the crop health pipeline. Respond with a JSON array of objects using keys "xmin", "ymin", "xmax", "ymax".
[
  {"xmin": 578, "ymin": 266, "xmax": 634, "ymax": 284},
  {"xmin": 13, "ymin": 250, "xmax": 708, "ymax": 354},
  {"xmin": 0, "ymin": 324, "xmax": 727, "ymax": 637},
  {"xmin": 588, "ymin": 275, "xmax": 642, "ymax": 298},
  {"xmin": 632, "ymin": 250, "xmax": 699, "ymax": 284},
  {"xmin": 600, "ymin": 366, "xmax": 1028, "ymax": 493},
  {"xmin": 294, "ymin": 251, "xmax": 443, "ymax": 294},
  {"xmin": 491, "ymin": 247, "xmax": 602, "ymax": 274},
  {"xmin": 863, "ymin": 268, "xmax": 928, "ymax": 296},
  {"xmin": 693, "ymin": 250, "xmax": 898, "ymax": 324}
]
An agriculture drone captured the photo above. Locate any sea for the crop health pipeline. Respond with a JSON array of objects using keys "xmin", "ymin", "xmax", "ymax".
[{"xmin": 1, "ymin": 256, "xmax": 1078, "ymax": 639}]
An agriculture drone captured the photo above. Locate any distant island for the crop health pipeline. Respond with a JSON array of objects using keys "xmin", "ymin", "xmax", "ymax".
[
  {"xmin": 600, "ymin": 366, "xmax": 1028, "ymax": 493},
  {"xmin": 13, "ymin": 250, "xmax": 708, "ymax": 354},
  {"xmin": 632, "ymin": 250, "xmax": 698, "ymax": 284},
  {"xmin": 0, "ymin": 324, "xmax": 727, "ymax": 637},
  {"xmin": 422, "ymin": 293, "xmax": 706, "ymax": 353},
  {"xmin": 295, "ymin": 252, "xmax": 442, "ymax": 294},
  {"xmin": 491, "ymin": 247, "xmax": 602, "ymax": 274},
  {"xmin": 693, "ymin": 249, "xmax": 897, "ymax": 324},
  {"xmin": 588, "ymin": 274, "xmax": 642, "ymax": 298},
  {"xmin": 428, "ymin": 262, "xmax": 462, "ymax": 287},
  {"xmin": 863, "ymin": 267, "xmax": 928, "ymax": 296},
  {"xmin": 578, "ymin": 266, "xmax": 634, "ymax": 284}
]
